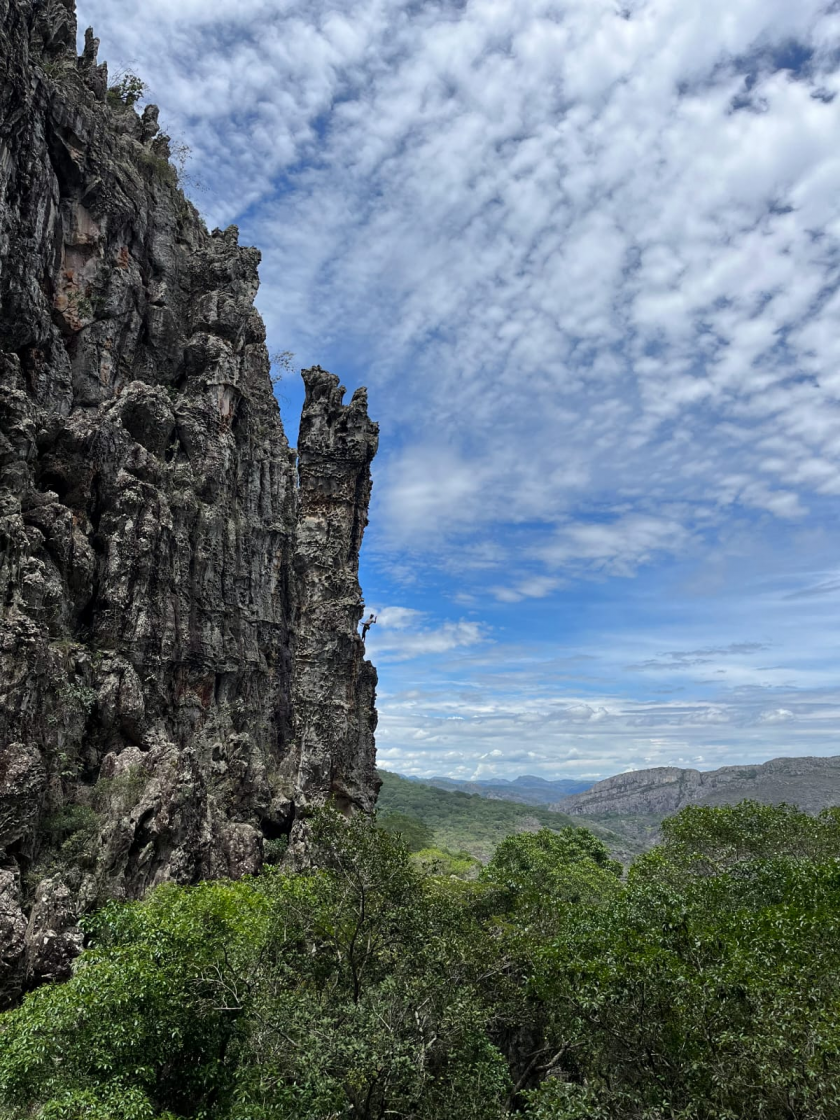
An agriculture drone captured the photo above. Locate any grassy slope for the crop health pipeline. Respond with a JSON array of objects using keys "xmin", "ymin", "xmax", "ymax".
[{"xmin": 377, "ymin": 770, "xmax": 644, "ymax": 863}]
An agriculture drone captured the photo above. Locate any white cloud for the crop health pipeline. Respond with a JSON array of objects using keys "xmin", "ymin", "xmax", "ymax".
[
  {"xmin": 370, "ymin": 580, "xmax": 840, "ymax": 778},
  {"xmin": 491, "ymin": 576, "xmax": 561, "ymax": 603},
  {"xmin": 366, "ymin": 608, "xmax": 486, "ymax": 661},
  {"xmin": 374, "ymin": 606, "xmax": 424, "ymax": 630},
  {"xmin": 540, "ymin": 514, "xmax": 691, "ymax": 575},
  {"xmin": 373, "ymin": 675, "xmax": 835, "ymax": 779},
  {"xmin": 756, "ymin": 707, "xmax": 795, "ymax": 724}
]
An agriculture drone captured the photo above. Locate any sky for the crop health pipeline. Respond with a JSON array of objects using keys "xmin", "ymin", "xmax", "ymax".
[{"xmin": 76, "ymin": 0, "xmax": 840, "ymax": 782}]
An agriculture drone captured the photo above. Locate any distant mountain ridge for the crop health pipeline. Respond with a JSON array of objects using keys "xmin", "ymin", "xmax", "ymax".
[
  {"xmin": 397, "ymin": 755, "xmax": 840, "ymax": 856},
  {"xmin": 407, "ymin": 774, "xmax": 593, "ymax": 806},
  {"xmin": 551, "ymin": 754, "xmax": 840, "ymax": 818},
  {"xmin": 379, "ymin": 771, "xmax": 641, "ymax": 863}
]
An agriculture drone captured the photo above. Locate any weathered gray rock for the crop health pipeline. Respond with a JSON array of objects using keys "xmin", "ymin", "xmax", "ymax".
[
  {"xmin": 0, "ymin": 0, "xmax": 378, "ymax": 1002},
  {"xmin": 25, "ymin": 876, "xmax": 84, "ymax": 986},
  {"xmin": 0, "ymin": 872, "xmax": 27, "ymax": 1005},
  {"xmin": 293, "ymin": 369, "xmax": 380, "ymax": 816},
  {"xmin": 553, "ymin": 754, "xmax": 840, "ymax": 819}
]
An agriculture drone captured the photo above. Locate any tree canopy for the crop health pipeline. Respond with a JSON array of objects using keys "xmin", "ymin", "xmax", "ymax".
[{"xmin": 1, "ymin": 802, "xmax": 838, "ymax": 1119}]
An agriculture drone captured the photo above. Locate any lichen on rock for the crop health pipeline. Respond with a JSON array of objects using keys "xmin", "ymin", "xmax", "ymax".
[{"xmin": 0, "ymin": 0, "xmax": 378, "ymax": 1003}]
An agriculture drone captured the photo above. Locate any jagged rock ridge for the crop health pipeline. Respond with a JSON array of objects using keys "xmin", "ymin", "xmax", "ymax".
[
  {"xmin": 0, "ymin": 0, "xmax": 378, "ymax": 1001},
  {"xmin": 552, "ymin": 754, "xmax": 840, "ymax": 818}
]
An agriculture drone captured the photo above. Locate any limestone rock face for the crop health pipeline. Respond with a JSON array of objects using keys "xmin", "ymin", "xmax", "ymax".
[
  {"xmin": 0, "ymin": 0, "xmax": 378, "ymax": 1002},
  {"xmin": 553, "ymin": 767, "xmax": 703, "ymax": 819},
  {"xmin": 293, "ymin": 370, "xmax": 380, "ymax": 816},
  {"xmin": 552, "ymin": 755, "xmax": 840, "ymax": 819}
]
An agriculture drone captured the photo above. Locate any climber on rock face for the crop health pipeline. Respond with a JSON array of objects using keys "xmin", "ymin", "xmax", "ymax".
[{"xmin": 361, "ymin": 614, "xmax": 377, "ymax": 641}]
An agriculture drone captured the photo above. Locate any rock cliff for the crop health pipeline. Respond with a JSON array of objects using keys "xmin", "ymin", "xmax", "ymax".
[
  {"xmin": 0, "ymin": 0, "xmax": 379, "ymax": 1002},
  {"xmin": 552, "ymin": 754, "xmax": 840, "ymax": 819}
]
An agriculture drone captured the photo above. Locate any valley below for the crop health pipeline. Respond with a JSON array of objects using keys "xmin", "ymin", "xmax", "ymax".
[{"xmin": 382, "ymin": 753, "xmax": 840, "ymax": 863}]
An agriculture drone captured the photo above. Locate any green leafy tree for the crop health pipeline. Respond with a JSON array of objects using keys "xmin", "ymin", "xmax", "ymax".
[
  {"xmin": 0, "ymin": 875, "xmax": 268, "ymax": 1117},
  {"xmin": 2, "ymin": 802, "xmax": 840, "ymax": 1119},
  {"xmin": 412, "ymin": 846, "xmax": 481, "ymax": 880},
  {"xmin": 107, "ymin": 71, "xmax": 145, "ymax": 108},
  {"xmin": 477, "ymin": 828, "xmax": 624, "ymax": 1107},
  {"xmin": 527, "ymin": 803, "xmax": 840, "ymax": 1119},
  {"xmin": 0, "ymin": 812, "xmax": 507, "ymax": 1120},
  {"xmin": 378, "ymin": 809, "xmax": 434, "ymax": 852}
]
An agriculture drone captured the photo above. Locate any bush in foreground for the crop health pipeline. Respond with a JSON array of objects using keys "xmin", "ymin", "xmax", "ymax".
[{"xmin": 0, "ymin": 803, "xmax": 838, "ymax": 1119}]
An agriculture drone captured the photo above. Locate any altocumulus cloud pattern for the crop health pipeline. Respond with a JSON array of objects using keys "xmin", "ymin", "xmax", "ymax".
[{"xmin": 77, "ymin": 0, "xmax": 840, "ymax": 780}]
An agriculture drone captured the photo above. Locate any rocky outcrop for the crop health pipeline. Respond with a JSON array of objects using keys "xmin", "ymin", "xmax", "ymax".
[
  {"xmin": 293, "ymin": 369, "xmax": 380, "ymax": 816},
  {"xmin": 0, "ymin": 0, "xmax": 378, "ymax": 1003},
  {"xmin": 552, "ymin": 755, "xmax": 840, "ymax": 819}
]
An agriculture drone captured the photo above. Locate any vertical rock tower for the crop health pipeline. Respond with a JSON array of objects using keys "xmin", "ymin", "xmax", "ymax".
[{"xmin": 0, "ymin": 0, "xmax": 379, "ymax": 1000}]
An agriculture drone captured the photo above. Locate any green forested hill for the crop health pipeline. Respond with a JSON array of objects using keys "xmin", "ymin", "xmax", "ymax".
[{"xmin": 376, "ymin": 769, "xmax": 642, "ymax": 862}]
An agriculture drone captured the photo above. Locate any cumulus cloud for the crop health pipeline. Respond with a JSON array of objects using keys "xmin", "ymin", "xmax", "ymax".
[
  {"xmin": 492, "ymin": 576, "xmax": 561, "ymax": 603},
  {"xmin": 373, "ymin": 676, "xmax": 823, "ymax": 779},
  {"xmin": 373, "ymin": 606, "xmax": 424, "ymax": 630},
  {"xmin": 756, "ymin": 707, "xmax": 795, "ymax": 724},
  {"xmin": 369, "ymin": 581, "xmax": 840, "ymax": 778},
  {"xmin": 366, "ymin": 607, "xmax": 486, "ymax": 661},
  {"xmin": 540, "ymin": 514, "xmax": 692, "ymax": 576}
]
